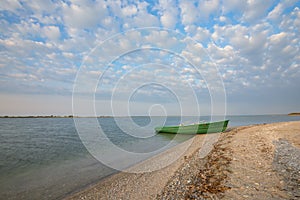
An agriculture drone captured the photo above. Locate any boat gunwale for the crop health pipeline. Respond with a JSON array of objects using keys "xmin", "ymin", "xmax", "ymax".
[{"xmin": 155, "ymin": 120, "xmax": 229, "ymax": 130}]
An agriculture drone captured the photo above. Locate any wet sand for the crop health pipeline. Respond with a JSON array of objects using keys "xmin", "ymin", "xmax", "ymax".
[{"xmin": 65, "ymin": 121, "xmax": 300, "ymax": 200}]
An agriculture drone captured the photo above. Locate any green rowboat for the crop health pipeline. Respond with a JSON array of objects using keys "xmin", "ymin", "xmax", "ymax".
[{"xmin": 155, "ymin": 120, "xmax": 229, "ymax": 134}]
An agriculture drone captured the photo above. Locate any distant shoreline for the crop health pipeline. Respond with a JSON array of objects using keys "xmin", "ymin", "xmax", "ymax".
[
  {"xmin": 0, "ymin": 113, "xmax": 299, "ymax": 118},
  {"xmin": 0, "ymin": 115, "xmax": 112, "ymax": 118},
  {"xmin": 288, "ymin": 112, "xmax": 300, "ymax": 116}
]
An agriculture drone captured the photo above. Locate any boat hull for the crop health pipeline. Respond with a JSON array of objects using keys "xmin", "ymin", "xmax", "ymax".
[{"xmin": 155, "ymin": 120, "xmax": 229, "ymax": 134}]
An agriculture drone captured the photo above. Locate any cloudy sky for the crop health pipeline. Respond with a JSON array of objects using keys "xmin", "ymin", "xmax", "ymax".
[{"xmin": 0, "ymin": 0, "xmax": 299, "ymax": 116}]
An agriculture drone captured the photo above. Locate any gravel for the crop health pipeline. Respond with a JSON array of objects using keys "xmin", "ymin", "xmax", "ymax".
[
  {"xmin": 156, "ymin": 131, "xmax": 234, "ymax": 200},
  {"xmin": 273, "ymin": 139, "xmax": 300, "ymax": 199}
]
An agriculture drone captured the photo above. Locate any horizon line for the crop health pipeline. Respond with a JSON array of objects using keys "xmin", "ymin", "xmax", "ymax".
[{"xmin": 0, "ymin": 113, "xmax": 297, "ymax": 118}]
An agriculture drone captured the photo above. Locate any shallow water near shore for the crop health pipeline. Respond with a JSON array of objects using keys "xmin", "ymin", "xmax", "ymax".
[{"xmin": 1, "ymin": 115, "xmax": 300, "ymax": 199}]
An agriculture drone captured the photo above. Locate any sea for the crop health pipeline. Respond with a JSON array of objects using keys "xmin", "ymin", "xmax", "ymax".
[{"xmin": 1, "ymin": 115, "xmax": 300, "ymax": 199}]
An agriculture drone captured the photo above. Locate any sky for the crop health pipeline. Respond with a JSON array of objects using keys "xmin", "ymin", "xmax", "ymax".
[{"xmin": 0, "ymin": 0, "xmax": 300, "ymax": 116}]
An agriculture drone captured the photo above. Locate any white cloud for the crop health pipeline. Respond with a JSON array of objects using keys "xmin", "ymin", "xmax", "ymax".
[
  {"xmin": 14, "ymin": 20, "xmax": 43, "ymax": 38},
  {"xmin": 269, "ymin": 32, "xmax": 288, "ymax": 44},
  {"xmin": 222, "ymin": 0, "xmax": 246, "ymax": 14},
  {"xmin": 121, "ymin": 5, "xmax": 138, "ymax": 17},
  {"xmin": 209, "ymin": 18, "xmax": 299, "ymax": 89},
  {"xmin": 43, "ymin": 26, "xmax": 61, "ymax": 41},
  {"xmin": 144, "ymin": 30, "xmax": 178, "ymax": 49},
  {"xmin": 219, "ymin": 16, "xmax": 227, "ymax": 22},
  {"xmin": 131, "ymin": 11, "xmax": 160, "ymax": 28},
  {"xmin": 279, "ymin": 7, "xmax": 300, "ymax": 33},
  {"xmin": 8, "ymin": 73, "xmax": 40, "ymax": 81},
  {"xmin": 212, "ymin": 23, "xmax": 270, "ymax": 66},
  {"xmin": 293, "ymin": 7, "xmax": 300, "ymax": 28},
  {"xmin": 122, "ymin": 65, "xmax": 132, "ymax": 70},
  {"xmin": 0, "ymin": 0, "xmax": 22, "ymax": 12},
  {"xmin": 106, "ymin": 0, "xmax": 159, "ymax": 29},
  {"xmin": 184, "ymin": 25, "xmax": 211, "ymax": 44},
  {"xmin": 26, "ymin": 0, "xmax": 57, "ymax": 13},
  {"xmin": 267, "ymin": 0, "xmax": 299, "ymax": 21},
  {"xmin": 55, "ymin": 68, "xmax": 77, "ymax": 76},
  {"xmin": 180, "ymin": 39, "xmax": 206, "ymax": 65},
  {"xmin": 267, "ymin": 3, "xmax": 283, "ymax": 20},
  {"xmin": 160, "ymin": 11, "xmax": 177, "ymax": 29},
  {"xmin": 193, "ymin": 27, "xmax": 210, "ymax": 43},
  {"xmin": 62, "ymin": 0, "xmax": 107, "ymax": 29},
  {"xmin": 179, "ymin": 0, "xmax": 198, "ymax": 25},
  {"xmin": 157, "ymin": 0, "xmax": 179, "ymax": 29},
  {"xmin": 207, "ymin": 43, "xmax": 238, "ymax": 65},
  {"xmin": 242, "ymin": 0, "xmax": 273, "ymax": 23},
  {"xmin": 0, "ymin": 37, "xmax": 52, "ymax": 58},
  {"xmin": 266, "ymin": 31, "xmax": 298, "ymax": 73},
  {"xmin": 198, "ymin": 0, "xmax": 220, "ymax": 19},
  {"xmin": 62, "ymin": 52, "xmax": 75, "ymax": 59}
]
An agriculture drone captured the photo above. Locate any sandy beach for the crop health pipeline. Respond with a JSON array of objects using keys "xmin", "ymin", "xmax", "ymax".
[{"xmin": 65, "ymin": 121, "xmax": 300, "ymax": 200}]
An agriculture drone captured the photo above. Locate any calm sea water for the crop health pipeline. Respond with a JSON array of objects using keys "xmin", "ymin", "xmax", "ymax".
[{"xmin": 1, "ymin": 115, "xmax": 300, "ymax": 199}]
